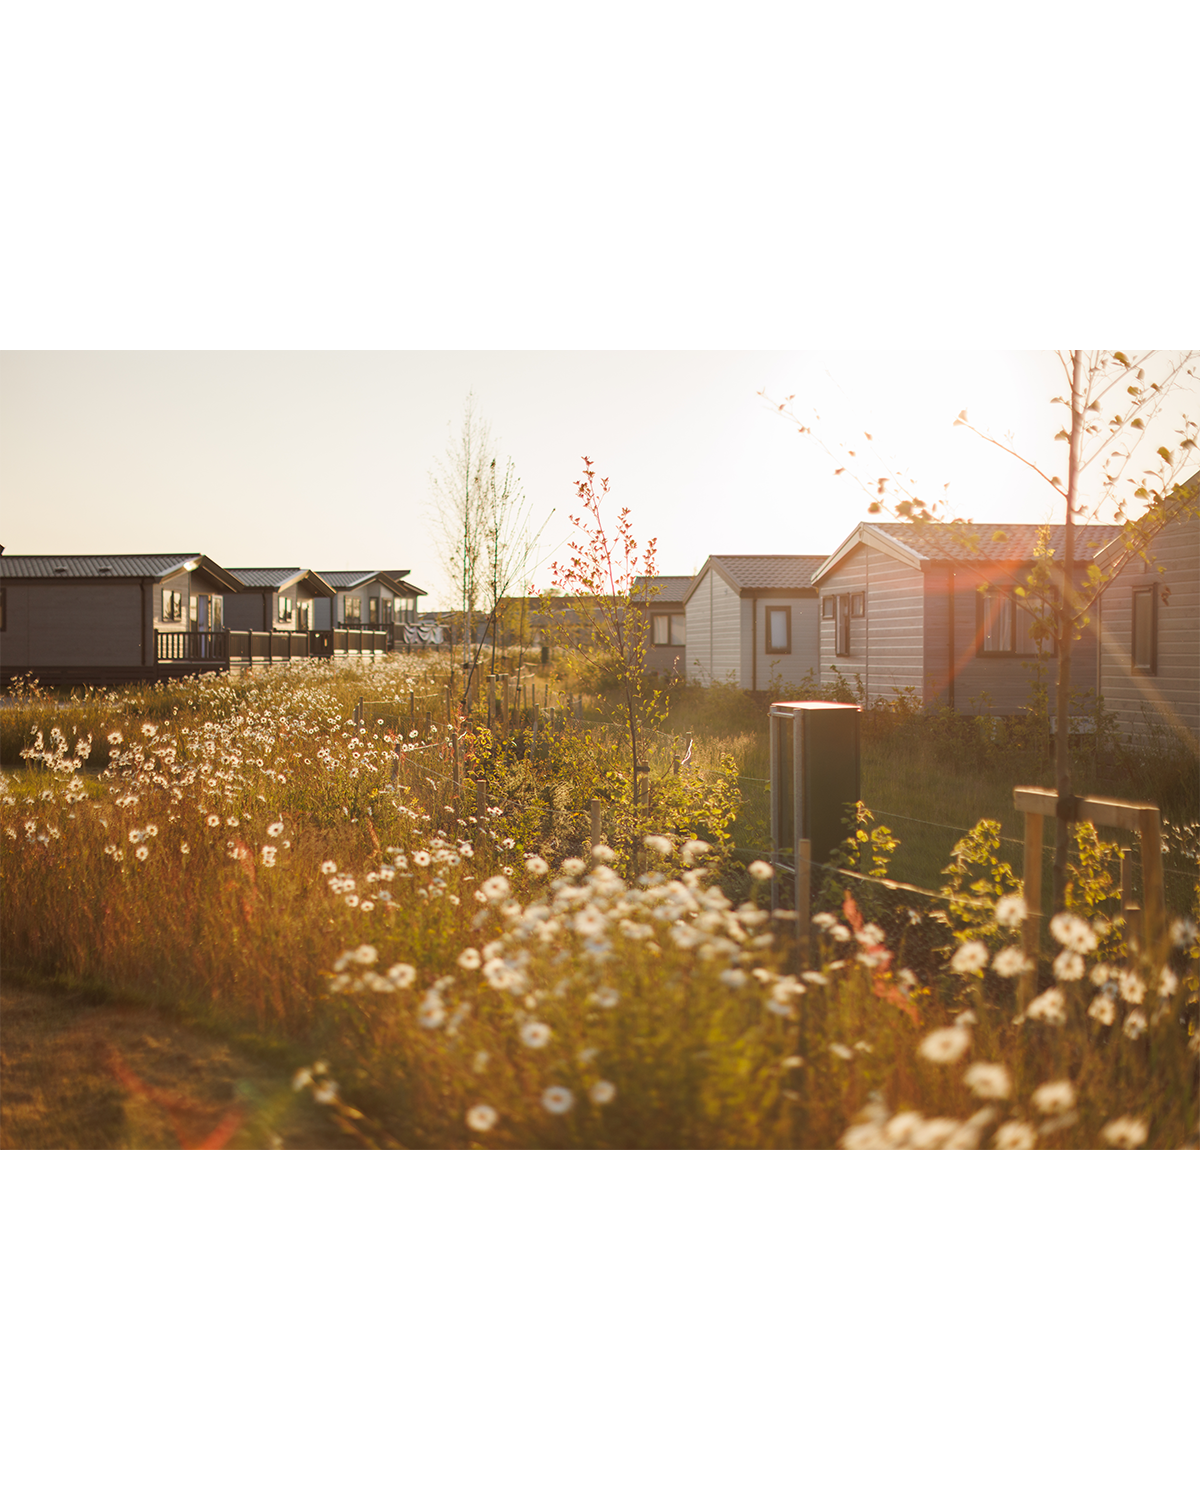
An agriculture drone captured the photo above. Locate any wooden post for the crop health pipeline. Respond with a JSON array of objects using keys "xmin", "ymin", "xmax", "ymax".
[
  {"xmin": 590, "ymin": 798, "xmax": 602, "ymax": 855},
  {"xmin": 1020, "ymin": 809, "xmax": 1044, "ymax": 1009},
  {"xmin": 1014, "ymin": 784, "xmax": 1169, "ymax": 997},
  {"xmin": 452, "ymin": 717, "xmax": 460, "ymax": 794},
  {"xmin": 795, "ymin": 837, "xmax": 811, "ymax": 967},
  {"xmin": 476, "ymin": 779, "xmax": 487, "ymax": 819},
  {"xmin": 1138, "ymin": 806, "xmax": 1165, "ymax": 952},
  {"xmin": 672, "ymin": 755, "xmax": 681, "ymax": 777},
  {"xmin": 446, "ymin": 684, "xmax": 452, "ymax": 726}
]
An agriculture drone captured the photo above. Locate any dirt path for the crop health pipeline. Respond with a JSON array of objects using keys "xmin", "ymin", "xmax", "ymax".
[{"xmin": 1, "ymin": 983, "xmax": 357, "ymax": 1149}]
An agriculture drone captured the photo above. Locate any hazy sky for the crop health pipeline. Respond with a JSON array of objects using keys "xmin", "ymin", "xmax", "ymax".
[{"xmin": 1, "ymin": 350, "xmax": 1191, "ymax": 607}]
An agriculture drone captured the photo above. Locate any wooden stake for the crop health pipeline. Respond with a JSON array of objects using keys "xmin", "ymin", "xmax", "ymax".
[
  {"xmin": 795, "ymin": 837, "xmax": 811, "ymax": 967},
  {"xmin": 1020, "ymin": 809, "xmax": 1043, "ymax": 1010}
]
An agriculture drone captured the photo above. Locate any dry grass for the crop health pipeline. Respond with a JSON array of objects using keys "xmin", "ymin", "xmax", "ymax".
[
  {"xmin": 0, "ymin": 981, "xmax": 352, "ymax": 1150},
  {"xmin": 3, "ymin": 656, "xmax": 1197, "ymax": 1149}
]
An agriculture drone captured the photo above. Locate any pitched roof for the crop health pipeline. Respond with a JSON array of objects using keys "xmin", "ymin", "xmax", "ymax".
[
  {"xmin": 227, "ymin": 567, "xmax": 337, "ymax": 597},
  {"xmin": 684, "ymin": 556, "xmax": 827, "ymax": 603},
  {"xmin": 811, "ymin": 522, "xmax": 1125, "ymax": 585},
  {"xmin": 317, "ymin": 569, "xmax": 414, "ymax": 591},
  {"xmin": 0, "ymin": 554, "xmax": 243, "ymax": 590},
  {"xmin": 864, "ymin": 521, "xmax": 1123, "ymax": 563},
  {"xmin": 632, "ymin": 575, "xmax": 693, "ymax": 605},
  {"xmin": 228, "ymin": 567, "xmax": 305, "ymax": 588}
]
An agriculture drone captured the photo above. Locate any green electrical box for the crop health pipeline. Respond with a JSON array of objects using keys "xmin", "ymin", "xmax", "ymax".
[{"xmin": 769, "ymin": 701, "xmax": 862, "ymax": 880}]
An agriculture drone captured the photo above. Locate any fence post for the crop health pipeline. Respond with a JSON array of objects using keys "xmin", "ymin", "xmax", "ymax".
[
  {"xmin": 590, "ymin": 798, "xmax": 602, "ymax": 855},
  {"xmin": 1138, "ymin": 806, "xmax": 1165, "ymax": 951},
  {"xmin": 476, "ymin": 778, "xmax": 487, "ymax": 819},
  {"xmin": 1019, "ymin": 810, "xmax": 1043, "ymax": 1010},
  {"xmin": 795, "ymin": 837, "xmax": 811, "ymax": 967},
  {"xmin": 1119, "ymin": 845, "xmax": 1140, "ymax": 958}
]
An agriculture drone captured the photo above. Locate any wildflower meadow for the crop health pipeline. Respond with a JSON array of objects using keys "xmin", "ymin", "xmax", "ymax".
[{"xmin": 2, "ymin": 654, "xmax": 1197, "ymax": 1149}]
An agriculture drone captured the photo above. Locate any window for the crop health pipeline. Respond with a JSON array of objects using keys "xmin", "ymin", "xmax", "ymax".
[
  {"xmin": 653, "ymin": 613, "xmax": 686, "ymax": 646},
  {"xmin": 368, "ymin": 597, "xmax": 379, "ymax": 626},
  {"xmin": 344, "ymin": 597, "xmax": 362, "ymax": 624},
  {"xmin": 209, "ymin": 595, "xmax": 223, "ymax": 628},
  {"xmin": 766, "ymin": 606, "xmax": 791, "ymax": 654},
  {"xmin": 384, "ymin": 600, "xmax": 394, "ymax": 625},
  {"xmin": 297, "ymin": 603, "xmax": 310, "ymax": 631},
  {"xmin": 1131, "ymin": 588, "xmax": 1156, "ymax": 674},
  {"xmin": 189, "ymin": 595, "xmax": 198, "ymax": 624},
  {"xmin": 977, "ymin": 587, "xmax": 1045, "ymax": 656},
  {"xmin": 836, "ymin": 594, "xmax": 851, "ymax": 656},
  {"xmin": 277, "ymin": 595, "xmax": 294, "ymax": 624},
  {"xmin": 823, "ymin": 594, "xmax": 855, "ymax": 653},
  {"xmin": 161, "ymin": 588, "xmax": 183, "ymax": 622}
]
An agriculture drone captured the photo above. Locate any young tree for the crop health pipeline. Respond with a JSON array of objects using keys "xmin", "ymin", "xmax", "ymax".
[
  {"xmin": 551, "ymin": 457, "xmax": 661, "ymax": 817},
  {"xmin": 427, "ymin": 393, "xmax": 492, "ymax": 666},
  {"xmin": 765, "ymin": 350, "xmax": 1198, "ymax": 911},
  {"xmin": 427, "ymin": 395, "xmax": 551, "ymax": 706}
]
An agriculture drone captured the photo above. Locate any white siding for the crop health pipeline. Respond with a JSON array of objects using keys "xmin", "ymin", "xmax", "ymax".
[
  {"xmin": 1100, "ymin": 514, "xmax": 1199, "ymax": 750},
  {"xmin": 685, "ymin": 567, "xmax": 741, "ymax": 684},
  {"xmin": 818, "ymin": 545, "xmax": 923, "ymax": 703}
]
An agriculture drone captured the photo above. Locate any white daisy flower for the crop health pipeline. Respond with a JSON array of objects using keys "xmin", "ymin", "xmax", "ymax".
[
  {"xmin": 747, "ymin": 860, "xmax": 774, "ymax": 882},
  {"xmin": 466, "ymin": 1104, "xmax": 498, "ymax": 1132},
  {"xmin": 589, "ymin": 1080, "xmax": 616, "ymax": 1106},
  {"xmin": 1087, "ymin": 994, "xmax": 1117, "ymax": 1025},
  {"xmin": 993, "ymin": 1120, "xmax": 1037, "ymax": 1150},
  {"xmin": 918, "ymin": 1027, "xmax": 971, "ymax": 1064},
  {"xmin": 1099, "ymin": 1116, "xmax": 1148, "ymax": 1149},
  {"xmin": 950, "ymin": 940, "xmax": 989, "ymax": 975},
  {"xmin": 964, "ymin": 1062, "xmax": 1011, "ymax": 1100},
  {"xmin": 994, "ymin": 893, "xmax": 1027, "ymax": 929},
  {"xmin": 542, "ymin": 1085, "xmax": 574, "ymax": 1115},
  {"xmin": 520, "ymin": 1021, "xmax": 551, "ymax": 1049},
  {"xmin": 1031, "ymin": 1079, "xmax": 1076, "ymax": 1116}
]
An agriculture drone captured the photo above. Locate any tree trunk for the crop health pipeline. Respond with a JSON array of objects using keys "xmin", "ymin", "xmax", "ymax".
[{"xmin": 1053, "ymin": 350, "xmax": 1086, "ymax": 913}]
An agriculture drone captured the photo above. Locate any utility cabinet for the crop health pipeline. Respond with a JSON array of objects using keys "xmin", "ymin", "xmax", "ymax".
[{"xmin": 769, "ymin": 701, "xmax": 862, "ymax": 888}]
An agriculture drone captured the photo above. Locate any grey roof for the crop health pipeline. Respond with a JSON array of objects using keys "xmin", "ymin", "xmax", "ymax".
[
  {"xmin": 708, "ymin": 555, "xmax": 828, "ymax": 591},
  {"xmin": 632, "ymin": 575, "xmax": 693, "ymax": 605},
  {"xmin": 318, "ymin": 570, "xmax": 387, "ymax": 589},
  {"xmin": 228, "ymin": 567, "xmax": 305, "ymax": 588},
  {"xmin": 864, "ymin": 522, "xmax": 1123, "ymax": 564},
  {"xmin": 0, "ymin": 553, "xmax": 204, "ymax": 580}
]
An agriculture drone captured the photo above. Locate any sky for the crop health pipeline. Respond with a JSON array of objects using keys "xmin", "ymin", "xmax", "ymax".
[{"xmin": 7, "ymin": 349, "xmax": 1191, "ymax": 609}]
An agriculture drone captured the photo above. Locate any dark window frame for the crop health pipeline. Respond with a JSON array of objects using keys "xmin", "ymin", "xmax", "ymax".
[
  {"xmin": 1131, "ymin": 587, "xmax": 1157, "ymax": 675},
  {"xmin": 343, "ymin": 596, "xmax": 362, "ymax": 624},
  {"xmin": 836, "ymin": 594, "xmax": 851, "ymax": 656},
  {"xmin": 277, "ymin": 594, "xmax": 294, "ymax": 624},
  {"xmin": 161, "ymin": 587, "xmax": 183, "ymax": 623},
  {"xmin": 765, "ymin": 605, "xmax": 792, "ymax": 655},
  {"xmin": 975, "ymin": 585, "xmax": 1048, "ymax": 658}
]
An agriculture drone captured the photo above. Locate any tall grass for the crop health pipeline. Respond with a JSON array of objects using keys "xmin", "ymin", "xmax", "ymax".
[{"xmin": 3, "ymin": 658, "xmax": 1197, "ymax": 1147}]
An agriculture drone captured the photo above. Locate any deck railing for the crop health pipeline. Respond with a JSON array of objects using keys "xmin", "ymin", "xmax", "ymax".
[
  {"xmin": 155, "ymin": 630, "xmax": 230, "ymax": 662},
  {"xmin": 155, "ymin": 628, "xmax": 389, "ymax": 666}
]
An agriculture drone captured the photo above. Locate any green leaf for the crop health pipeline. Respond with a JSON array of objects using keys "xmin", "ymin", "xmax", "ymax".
[
  {"xmin": 1130, "ymin": 418, "xmax": 1144, "ymax": 429},
  {"xmin": 1054, "ymin": 429, "xmax": 1070, "ymax": 441},
  {"xmin": 1157, "ymin": 446, "xmax": 1172, "ymax": 462}
]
